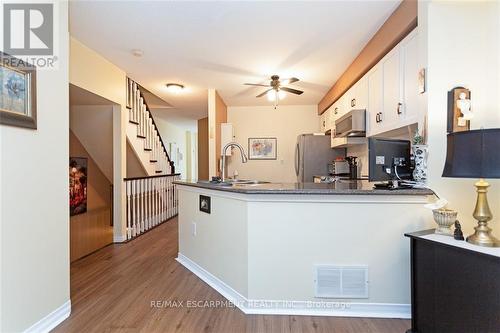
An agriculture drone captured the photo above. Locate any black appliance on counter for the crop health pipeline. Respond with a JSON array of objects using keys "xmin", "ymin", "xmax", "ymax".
[{"xmin": 368, "ymin": 138, "xmax": 412, "ymax": 188}]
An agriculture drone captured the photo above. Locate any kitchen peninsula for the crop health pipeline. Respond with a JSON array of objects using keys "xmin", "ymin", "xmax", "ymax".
[{"xmin": 175, "ymin": 180, "xmax": 433, "ymax": 318}]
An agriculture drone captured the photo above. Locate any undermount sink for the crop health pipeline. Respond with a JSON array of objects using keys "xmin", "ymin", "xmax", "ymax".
[
  {"xmin": 230, "ymin": 179, "xmax": 270, "ymax": 185},
  {"xmin": 197, "ymin": 179, "xmax": 270, "ymax": 187}
]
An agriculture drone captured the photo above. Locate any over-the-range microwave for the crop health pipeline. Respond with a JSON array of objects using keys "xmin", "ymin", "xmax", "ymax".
[{"xmin": 334, "ymin": 109, "xmax": 366, "ymax": 138}]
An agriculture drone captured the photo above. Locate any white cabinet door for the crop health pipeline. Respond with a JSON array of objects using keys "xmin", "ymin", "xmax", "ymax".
[
  {"xmin": 319, "ymin": 112, "xmax": 326, "ymax": 133},
  {"xmin": 352, "ymin": 76, "xmax": 368, "ymax": 110},
  {"xmin": 402, "ymin": 31, "xmax": 419, "ymax": 125},
  {"xmin": 367, "ymin": 65, "xmax": 383, "ymax": 136},
  {"xmin": 381, "ymin": 47, "xmax": 403, "ymax": 130},
  {"xmin": 325, "ymin": 107, "xmax": 333, "ymax": 132}
]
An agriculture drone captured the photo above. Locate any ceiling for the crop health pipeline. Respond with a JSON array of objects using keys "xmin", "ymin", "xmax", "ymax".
[{"xmin": 69, "ymin": 1, "xmax": 400, "ymax": 129}]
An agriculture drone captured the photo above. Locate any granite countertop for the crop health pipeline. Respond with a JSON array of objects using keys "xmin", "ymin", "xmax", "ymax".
[{"xmin": 174, "ymin": 180, "xmax": 434, "ymax": 195}]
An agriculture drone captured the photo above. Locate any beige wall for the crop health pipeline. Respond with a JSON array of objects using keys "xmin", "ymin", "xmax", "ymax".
[
  {"xmin": 154, "ymin": 118, "xmax": 189, "ymax": 177},
  {"xmin": 0, "ymin": 3, "xmax": 70, "ymax": 331},
  {"xmin": 207, "ymin": 89, "xmax": 227, "ymax": 178},
  {"xmin": 70, "ymin": 37, "xmax": 128, "ymax": 241},
  {"xmin": 198, "ymin": 117, "xmax": 209, "ymax": 180},
  {"xmin": 126, "ymin": 142, "xmax": 147, "ymax": 178},
  {"xmin": 226, "ymin": 105, "xmax": 319, "ymax": 182},
  {"xmin": 70, "ymin": 131, "xmax": 113, "ymax": 262},
  {"xmin": 70, "ymin": 105, "xmax": 113, "ymax": 181},
  {"xmin": 215, "ymin": 91, "xmax": 227, "ymax": 176},
  {"xmin": 423, "ymin": 0, "xmax": 500, "ymax": 236}
]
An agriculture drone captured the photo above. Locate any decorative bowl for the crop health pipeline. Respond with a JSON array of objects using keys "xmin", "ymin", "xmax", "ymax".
[{"xmin": 432, "ymin": 208, "xmax": 458, "ymax": 236}]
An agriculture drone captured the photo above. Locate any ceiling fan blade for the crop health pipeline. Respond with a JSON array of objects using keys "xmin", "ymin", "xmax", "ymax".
[
  {"xmin": 281, "ymin": 87, "xmax": 304, "ymax": 95},
  {"xmin": 282, "ymin": 77, "xmax": 299, "ymax": 85},
  {"xmin": 244, "ymin": 83, "xmax": 269, "ymax": 87},
  {"xmin": 256, "ymin": 89, "xmax": 272, "ymax": 98}
]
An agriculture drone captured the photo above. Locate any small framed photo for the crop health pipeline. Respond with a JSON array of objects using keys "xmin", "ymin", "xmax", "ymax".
[
  {"xmin": 199, "ymin": 195, "xmax": 211, "ymax": 214},
  {"xmin": 248, "ymin": 137, "xmax": 277, "ymax": 160},
  {"xmin": 70, "ymin": 157, "xmax": 88, "ymax": 216},
  {"xmin": 0, "ymin": 51, "xmax": 37, "ymax": 129}
]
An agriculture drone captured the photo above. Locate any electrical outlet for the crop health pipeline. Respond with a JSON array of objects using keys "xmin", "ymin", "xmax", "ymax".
[{"xmin": 192, "ymin": 222, "xmax": 197, "ymax": 236}]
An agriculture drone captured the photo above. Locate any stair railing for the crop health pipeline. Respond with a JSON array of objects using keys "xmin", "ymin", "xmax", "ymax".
[{"xmin": 127, "ymin": 77, "xmax": 175, "ymax": 174}]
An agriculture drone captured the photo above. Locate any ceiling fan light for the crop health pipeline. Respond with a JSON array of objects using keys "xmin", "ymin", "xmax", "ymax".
[
  {"xmin": 267, "ymin": 90, "xmax": 277, "ymax": 101},
  {"xmin": 278, "ymin": 90, "xmax": 286, "ymax": 100}
]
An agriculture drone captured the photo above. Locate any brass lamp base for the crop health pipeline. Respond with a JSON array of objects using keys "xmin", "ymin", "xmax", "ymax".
[{"xmin": 467, "ymin": 179, "xmax": 500, "ymax": 247}]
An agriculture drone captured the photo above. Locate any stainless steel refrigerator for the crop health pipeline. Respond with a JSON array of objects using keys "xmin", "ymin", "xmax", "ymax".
[{"xmin": 295, "ymin": 134, "xmax": 345, "ymax": 182}]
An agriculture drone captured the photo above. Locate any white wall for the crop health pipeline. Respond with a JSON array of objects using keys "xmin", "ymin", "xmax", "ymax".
[
  {"xmin": 423, "ymin": 0, "xmax": 500, "ymax": 236},
  {"xmin": 0, "ymin": 3, "xmax": 70, "ymax": 331},
  {"xmin": 70, "ymin": 105, "xmax": 113, "ymax": 181},
  {"xmin": 70, "ymin": 37, "xmax": 128, "ymax": 241},
  {"xmin": 227, "ymin": 105, "xmax": 319, "ymax": 182},
  {"xmin": 155, "ymin": 118, "xmax": 189, "ymax": 177}
]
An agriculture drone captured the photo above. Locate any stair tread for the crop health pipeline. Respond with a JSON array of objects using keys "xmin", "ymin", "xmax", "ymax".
[
  {"xmin": 144, "ymin": 148, "xmax": 152, "ymax": 151},
  {"xmin": 137, "ymin": 135, "xmax": 146, "ymax": 139},
  {"xmin": 129, "ymin": 120, "xmax": 139, "ymax": 124}
]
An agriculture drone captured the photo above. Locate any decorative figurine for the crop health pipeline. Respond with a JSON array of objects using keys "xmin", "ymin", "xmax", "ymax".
[
  {"xmin": 454, "ymin": 220, "xmax": 465, "ymax": 241},
  {"xmin": 456, "ymin": 92, "xmax": 473, "ymax": 126}
]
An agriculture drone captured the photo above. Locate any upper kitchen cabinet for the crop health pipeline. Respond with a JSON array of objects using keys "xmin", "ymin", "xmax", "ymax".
[
  {"xmin": 367, "ymin": 65, "xmax": 383, "ymax": 136},
  {"xmin": 367, "ymin": 29, "xmax": 419, "ymax": 137},
  {"xmin": 401, "ymin": 31, "xmax": 419, "ymax": 125},
  {"xmin": 319, "ymin": 109, "xmax": 327, "ymax": 133},
  {"xmin": 347, "ymin": 76, "xmax": 368, "ymax": 111},
  {"xmin": 319, "ymin": 106, "xmax": 333, "ymax": 133}
]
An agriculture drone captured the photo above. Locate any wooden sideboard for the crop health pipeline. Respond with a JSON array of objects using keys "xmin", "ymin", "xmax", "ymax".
[{"xmin": 405, "ymin": 230, "xmax": 500, "ymax": 333}]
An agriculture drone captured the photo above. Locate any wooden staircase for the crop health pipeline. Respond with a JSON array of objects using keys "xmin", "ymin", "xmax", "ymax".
[{"xmin": 126, "ymin": 78, "xmax": 174, "ymax": 175}]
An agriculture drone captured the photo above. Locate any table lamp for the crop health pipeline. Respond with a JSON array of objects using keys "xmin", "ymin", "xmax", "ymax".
[{"xmin": 442, "ymin": 128, "xmax": 500, "ymax": 247}]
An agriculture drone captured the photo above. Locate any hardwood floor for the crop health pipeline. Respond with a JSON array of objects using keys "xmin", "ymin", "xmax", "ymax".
[{"xmin": 54, "ymin": 217, "xmax": 410, "ymax": 333}]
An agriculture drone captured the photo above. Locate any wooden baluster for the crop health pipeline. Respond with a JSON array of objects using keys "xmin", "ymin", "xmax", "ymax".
[
  {"xmin": 142, "ymin": 177, "xmax": 146, "ymax": 233},
  {"xmin": 148, "ymin": 177, "xmax": 151, "ymax": 230},
  {"xmin": 148, "ymin": 178, "xmax": 153, "ymax": 229},
  {"xmin": 162, "ymin": 176, "xmax": 166, "ymax": 221},
  {"xmin": 133, "ymin": 180, "xmax": 137, "ymax": 237},
  {"xmin": 126, "ymin": 180, "xmax": 131, "ymax": 240},
  {"xmin": 134, "ymin": 85, "xmax": 139, "ymax": 123},
  {"xmin": 154, "ymin": 178, "xmax": 160, "ymax": 226},
  {"xmin": 169, "ymin": 177, "xmax": 173, "ymax": 219}
]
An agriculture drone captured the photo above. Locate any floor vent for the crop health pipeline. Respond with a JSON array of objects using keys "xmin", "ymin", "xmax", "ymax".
[{"xmin": 314, "ymin": 265, "xmax": 369, "ymax": 299}]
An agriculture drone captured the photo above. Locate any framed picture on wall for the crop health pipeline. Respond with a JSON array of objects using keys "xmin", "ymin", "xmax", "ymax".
[
  {"xmin": 69, "ymin": 157, "xmax": 88, "ymax": 216},
  {"xmin": 0, "ymin": 51, "xmax": 37, "ymax": 129},
  {"xmin": 248, "ymin": 137, "xmax": 277, "ymax": 160}
]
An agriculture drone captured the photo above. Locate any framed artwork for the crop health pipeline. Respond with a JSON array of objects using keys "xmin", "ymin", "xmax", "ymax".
[
  {"xmin": 248, "ymin": 137, "xmax": 277, "ymax": 160},
  {"xmin": 70, "ymin": 157, "xmax": 88, "ymax": 216},
  {"xmin": 0, "ymin": 51, "xmax": 37, "ymax": 129}
]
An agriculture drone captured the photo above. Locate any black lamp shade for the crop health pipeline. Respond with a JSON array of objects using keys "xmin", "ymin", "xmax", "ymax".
[{"xmin": 443, "ymin": 128, "xmax": 500, "ymax": 179}]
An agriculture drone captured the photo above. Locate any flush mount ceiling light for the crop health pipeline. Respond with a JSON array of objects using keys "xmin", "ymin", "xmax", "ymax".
[
  {"xmin": 165, "ymin": 83, "xmax": 185, "ymax": 93},
  {"xmin": 131, "ymin": 49, "xmax": 143, "ymax": 57}
]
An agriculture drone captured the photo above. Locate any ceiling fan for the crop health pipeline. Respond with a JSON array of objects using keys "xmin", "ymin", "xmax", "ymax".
[{"xmin": 244, "ymin": 75, "xmax": 303, "ymax": 107}]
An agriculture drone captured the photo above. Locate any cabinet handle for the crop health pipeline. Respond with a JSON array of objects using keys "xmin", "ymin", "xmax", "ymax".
[
  {"xmin": 323, "ymin": 120, "xmax": 325, "ymax": 127},
  {"xmin": 376, "ymin": 113, "xmax": 380, "ymax": 123},
  {"xmin": 351, "ymin": 99, "xmax": 356, "ymax": 108},
  {"xmin": 379, "ymin": 112, "xmax": 383, "ymax": 122},
  {"xmin": 334, "ymin": 107, "xmax": 338, "ymax": 115},
  {"xmin": 397, "ymin": 103, "xmax": 403, "ymax": 115}
]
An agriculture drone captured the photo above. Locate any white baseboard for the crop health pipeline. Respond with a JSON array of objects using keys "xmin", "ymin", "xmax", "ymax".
[
  {"xmin": 176, "ymin": 253, "xmax": 410, "ymax": 319},
  {"xmin": 24, "ymin": 300, "xmax": 71, "ymax": 333},
  {"xmin": 113, "ymin": 234, "xmax": 127, "ymax": 243}
]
